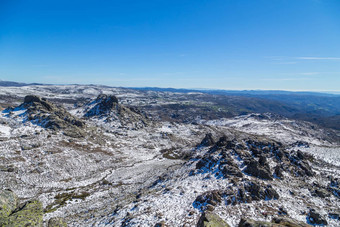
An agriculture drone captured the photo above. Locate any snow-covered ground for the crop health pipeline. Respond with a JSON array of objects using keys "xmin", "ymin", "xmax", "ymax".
[{"xmin": 0, "ymin": 85, "xmax": 339, "ymax": 226}]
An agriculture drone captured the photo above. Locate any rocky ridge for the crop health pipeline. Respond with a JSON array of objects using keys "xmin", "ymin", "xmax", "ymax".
[{"xmin": 4, "ymin": 95, "xmax": 85, "ymax": 138}]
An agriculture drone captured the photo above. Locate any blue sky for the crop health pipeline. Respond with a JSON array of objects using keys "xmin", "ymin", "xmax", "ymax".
[{"xmin": 0, "ymin": 0, "xmax": 340, "ymax": 91}]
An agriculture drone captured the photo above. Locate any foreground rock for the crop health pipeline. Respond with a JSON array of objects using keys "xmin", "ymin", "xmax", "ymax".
[
  {"xmin": 0, "ymin": 190, "xmax": 67, "ymax": 227},
  {"xmin": 1, "ymin": 199, "xmax": 43, "ymax": 227},
  {"xmin": 0, "ymin": 190, "xmax": 18, "ymax": 222},
  {"xmin": 197, "ymin": 212, "xmax": 230, "ymax": 227}
]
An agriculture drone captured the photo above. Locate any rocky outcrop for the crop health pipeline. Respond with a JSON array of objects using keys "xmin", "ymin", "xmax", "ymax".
[
  {"xmin": 197, "ymin": 212, "xmax": 230, "ymax": 227},
  {"xmin": 199, "ymin": 133, "xmax": 215, "ymax": 147},
  {"xmin": 307, "ymin": 209, "xmax": 327, "ymax": 225},
  {"xmin": 194, "ymin": 190, "xmax": 222, "ymax": 211},
  {"xmin": 5, "ymin": 199, "xmax": 43, "ymax": 227},
  {"xmin": 244, "ymin": 159, "xmax": 273, "ymax": 180},
  {"xmin": 83, "ymin": 94, "xmax": 148, "ymax": 129},
  {"xmin": 194, "ymin": 180, "xmax": 279, "ymax": 212},
  {"xmin": 0, "ymin": 190, "xmax": 67, "ymax": 227},
  {"xmin": 0, "ymin": 190, "xmax": 18, "ymax": 222},
  {"xmin": 84, "ymin": 94, "xmax": 119, "ymax": 117},
  {"xmin": 15, "ymin": 95, "xmax": 85, "ymax": 137}
]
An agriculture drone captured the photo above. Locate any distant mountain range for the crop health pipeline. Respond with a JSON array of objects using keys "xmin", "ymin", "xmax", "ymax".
[{"xmin": 1, "ymin": 81, "xmax": 340, "ymax": 130}]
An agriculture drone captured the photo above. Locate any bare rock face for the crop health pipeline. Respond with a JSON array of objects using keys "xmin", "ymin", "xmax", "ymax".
[
  {"xmin": 21, "ymin": 95, "xmax": 85, "ymax": 137},
  {"xmin": 84, "ymin": 94, "xmax": 119, "ymax": 117},
  {"xmin": 199, "ymin": 133, "xmax": 215, "ymax": 147},
  {"xmin": 194, "ymin": 190, "xmax": 223, "ymax": 211},
  {"xmin": 84, "ymin": 94, "xmax": 148, "ymax": 129},
  {"xmin": 0, "ymin": 190, "xmax": 44, "ymax": 227},
  {"xmin": 0, "ymin": 190, "xmax": 18, "ymax": 222},
  {"xmin": 24, "ymin": 95, "xmax": 43, "ymax": 104},
  {"xmin": 244, "ymin": 159, "xmax": 273, "ymax": 180},
  {"xmin": 307, "ymin": 209, "xmax": 328, "ymax": 226},
  {"xmin": 197, "ymin": 212, "xmax": 230, "ymax": 227}
]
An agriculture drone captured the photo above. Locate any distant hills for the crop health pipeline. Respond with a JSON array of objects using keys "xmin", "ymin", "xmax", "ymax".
[{"xmin": 1, "ymin": 81, "xmax": 340, "ymax": 130}]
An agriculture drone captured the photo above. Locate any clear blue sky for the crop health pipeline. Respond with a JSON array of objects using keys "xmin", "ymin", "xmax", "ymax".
[{"xmin": 1, "ymin": 0, "xmax": 340, "ymax": 91}]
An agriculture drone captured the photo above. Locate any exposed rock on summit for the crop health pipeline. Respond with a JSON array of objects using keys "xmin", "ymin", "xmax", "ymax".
[
  {"xmin": 20, "ymin": 95, "xmax": 85, "ymax": 137},
  {"xmin": 83, "ymin": 94, "xmax": 148, "ymax": 129},
  {"xmin": 84, "ymin": 94, "xmax": 119, "ymax": 117}
]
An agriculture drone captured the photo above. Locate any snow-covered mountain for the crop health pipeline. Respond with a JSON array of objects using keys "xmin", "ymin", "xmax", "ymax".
[{"xmin": 0, "ymin": 84, "xmax": 339, "ymax": 226}]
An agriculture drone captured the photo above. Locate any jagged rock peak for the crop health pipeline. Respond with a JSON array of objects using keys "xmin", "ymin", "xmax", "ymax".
[
  {"xmin": 84, "ymin": 94, "xmax": 120, "ymax": 118},
  {"xmin": 199, "ymin": 133, "xmax": 215, "ymax": 147},
  {"xmin": 23, "ymin": 95, "xmax": 53, "ymax": 111},
  {"xmin": 95, "ymin": 94, "xmax": 119, "ymax": 105},
  {"xmin": 24, "ymin": 95, "xmax": 43, "ymax": 103}
]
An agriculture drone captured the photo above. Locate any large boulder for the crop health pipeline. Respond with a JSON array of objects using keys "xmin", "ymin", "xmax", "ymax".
[
  {"xmin": 307, "ymin": 209, "xmax": 327, "ymax": 226},
  {"xmin": 4, "ymin": 200, "xmax": 43, "ymax": 227},
  {"xmin": 244, "ymin": 160, "xmax": 273, "ymax": 180},
  {"xmin": 199, "ymin": 133, "xmax": 215, "ymax": 147},
  {"xmin": 194, "ymin": 190, "xmax": 223, "ymax": 211},
  {"xmin": 24, "ymin": 95, "xmax": 42, "ymax": 104},
  {"xmin": 197, "ymin": 212, "xmax": 230, "ymax": 227},
  {"xmin": 244, "ymin": 181, "xmax": 279, "ymax": 201},
  {"xmin": 0, "ymin": 190, "xmax": 18, "ymax": 221}
]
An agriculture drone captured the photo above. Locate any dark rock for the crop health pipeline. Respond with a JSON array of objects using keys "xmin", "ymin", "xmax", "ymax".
[
  {"xmin": 307, "ymin": 209, "xmax": 327, "ymax": 225},
  {"xmin": 197, "ymin": 212, "xmax": 230, "ymax": 227},
  {"xmin": 24, "ymin": 95, "xmax": 41, "ymax": 104},
  {"xmin": 200, "ymin": 133, "xmax": 215, "ymax": 147},
  {"xmin": 222, "ymin": 165, "xmax": 243, "ymax": 178},
  {"xmin": 274, "ymin": 165, "xmax": 284, "ymax": 179},
  {"xmin": 259, "ymin": 156, "xmax": 268, "ymax": 166},
  {"xmin": 19, "ymin": 96, "xmax": 85, "ymax": 137},
  {"xmin": 296, "ymin": 150, "xmax": 305, "ymax": 160},
  {"xmin": 215, "ymin": 136, "xmax": 236, "ymax": 149},
  {"xmin": 194, "ymin": 190, "xmax": 222, "ymax": 210},
  {"xmin": 154, "ymin": 221, "xmax": 168, "ymax": 227},
  {"xmin": 244, "ymin": 160, "xmax": 273, "ymax": 180},
  {"xmin": 312, "ymin": 188, "xmax": 329, "ymax": 198},
  {"xmin": 84, "ymin": 94, "xmax": 148, "ymax": 129},
  {"xmin": 278, "ymin": 206, "xmax": 288, "ymax": 216},
  {"xmin": 85, "ymin": 94, "xmax": 119, "ymax": 117},
  {"xmin": 299, "ymin": 161, "xmax": 314, "ymax": 177},
  {"xmin": 196, "ymin": 155, "xmax": 219, "ymax": 171},
  {"xmin": 264, "ymin": 185, "xmax": 280, "ymax": 200},
  {"xmin": 243, "ymin": 181, "xmax": 279, "ymax": 201},
  {"xmin": 328, "ymin": 212, "xmax": 340, "ymax": 220}
]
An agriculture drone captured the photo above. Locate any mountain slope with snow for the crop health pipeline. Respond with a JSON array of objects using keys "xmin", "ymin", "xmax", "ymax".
[{"xmin": 0, "ymin": 84, "xmax": 339, "ymax": 226}]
